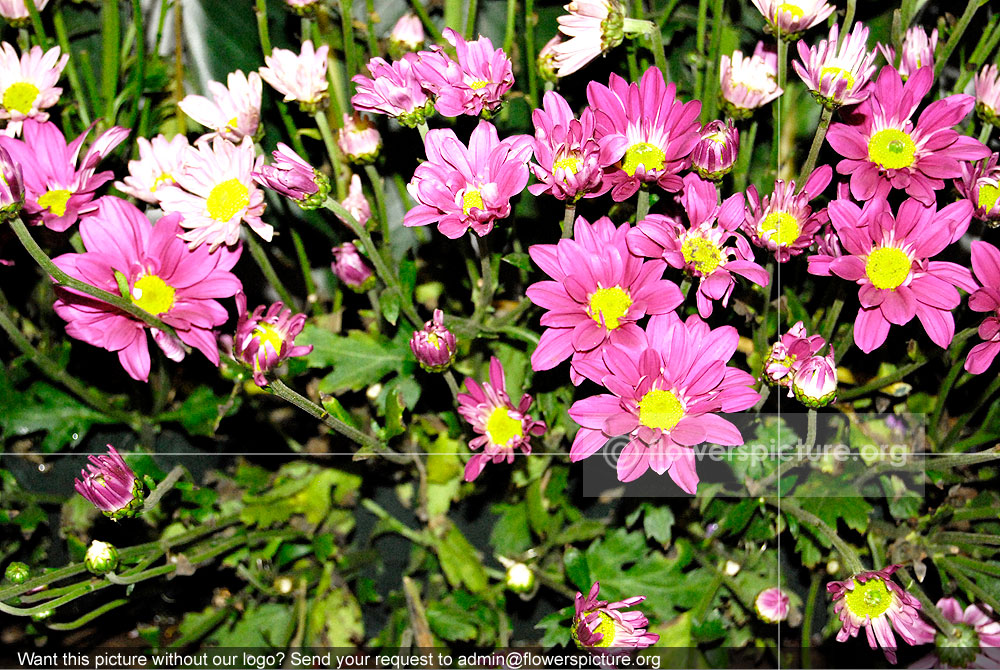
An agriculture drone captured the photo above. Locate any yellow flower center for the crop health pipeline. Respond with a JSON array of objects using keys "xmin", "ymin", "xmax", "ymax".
[
  {"xmin": 865, "ymin": 247, "xmax": 911, "ymax": 290},
  {"xmin": 621, "ymin": 142, "xmax": 666, "ymax": 177},
  {"xmin": 427, "ymin": 332, "xmax": 441, "ymax": 349},
  {"xmin": 761, "ymin": 211, "xmax": 801, "ymax": 247},
  {"xmin": 151, "ymin": 172, "xmax": 175, "ymax": 192},
  {"xmin": 130, "ymin": 274, "xmax": 176, "ymax": 315},
  {"xmin": 469, "ymin": 80, "xmax": 489, "ymax": 90},
  {"xmin": 206, "ymin": 178, "xmax": 250, "ymax": 221},
  {"xmin": 978, "ymin": 182, "xmax": 1000, "ymax": 213},
  {"xmin": 819, "ymin": 66, "xmax": 856, "ymax": 90},
  {"xmin": 2, "ymin": 81, "xmax": 40, "ymax": 115},
  {"xmin": 705, "ymin": 130, "xmax": 728, "ymax": 144},
  {"xmin": 462, "ymin": 188, "xmax": 484, "ymax": 216},
  {"xmin": 844, "ymin": 577, "xmax": 893, "ymax": 619},
  {"xmin": 868, "ymin": 128, "xmax": 916, "ymax": 170},
  {"xmin": 573, "ymin": 610, "xmax": 617, "ymax": 649},
  {"xmin": 251, "ymin": 322, "xmax": 284, "ymax": 355},
  {"xmin": 485, "ymin": 406, "xmax": 523, "ymax": 446},
  {"xmin": 681, "ymin": 235, "xmax": 724, "ymax": 275},
  {"xmin": 226, "ymin": 116, "xmax": 239, "ymax": 129},
  {"xmin": 638, "ymin": 388, "xmax": 684, "ymax": 432},
  {"xmin": 37, "ymin": 189, "xmax": 72, "ymax": 217},
  {"xmin": 552, "ymin": 156, "xmax": 581, "ymax": 175},
  {"xmin": 588, "ymin": 286, "xmax": 632, "ymax": 330},
  {"xmin": 776, "ymin": 2, "xmax": 805, "ymax": 20}
]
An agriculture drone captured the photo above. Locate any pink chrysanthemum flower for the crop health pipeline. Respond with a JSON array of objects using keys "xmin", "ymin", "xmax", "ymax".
[
  {"xmin": 0, "ymin": 0, "xmax": 52, "ymax": 24},
  {"xmin": 0, "ymin": 143, "xmax": 24, "ymax": 219},
  {"xmin": 793, "ymin": 22, "xmax": 878, "ymax": 110},
  {"xmin": 762, "ymin": 320, "xmax": 826, "ymax": 387},
  {"xmin": 826, "ymin": 65, "xmax": 991, "ymax": 206},
  {"xmin": 335, "ymin": 173, "xmax": 372, "ymax": 230},
  {"xmin": 389, "ymin": 13, "xmax": 424, "ymax": 54},
  {"xmin": 691, "ymin": 119, "xmax": 739, "ymax": 181},
  {"xmin": 974, "ymin": 63, "xmax": 1000, "ymax": 125},
  {"xmin": 965, "ymin": 241, "xmax": 1000, "ymax": 375},
  {"xmin": 415, "ymin": 29, "xmax": 513, "ymax": 118},
  {"xmin": 178, "ymin": 70, "xmax": 262, "ymax": 143},
  {"xmin": 403, "ymin": 119, "xmax": 531, "ymax": 238},
  {"xmin": 553, "ymin": 0, "xmax": 624, "ymax": 77},
  {"xmin": 157, "ymin": 136, "xmax": 269, "ymax": 251},
  {"xmin": 911, "ymin": 597, "xmax": 1000, "ymax": 669},
  {"xmin": 808, "ymin": 197, "xmax": 976, "ymax": 354},
  {"xmin": 879, "ymin": 26, "xmax": 938, "ymax": 81},
  {"xmin": 627, "ymin": 174, "xmax": 769, "ymax": 318},
  {"xmin": 253, "ymin": 142, "xmax": 331, "ymax": 210},
  {"xmin": 337, "ymin": 113, "xmax": 381, "ymax": 164},
  {"xmin": 331, "ymin": 241, "xmax": 375, "ymax": 292},
  {"xmin": 410, "ymin": 309, "xmax": 457, "ymax": 372},
  {"xmin": 0, "ymin": 43, "xmax": 67, "ymax": 136},
  {"xmin": 457, "ymin": 356, "xmax": 546, "ymax": 482},
  {"xmin": 956, "ymin": 153, "xmax": 1000, "ymax": 225},
  {"xmin": 755, "ymin": 588, "xmax": 790, "ymax": 623},
  {"xmin": 751, "ymin": 0, "xmax": 834, "ymax": 40},
  {"xmin": 259, "ymin": 40, "xmax": 329, "ymax": 112},
  {"xmin": 586, "ymin": 66, "xmax": 702, "ymax": 201},
  {"xmin": 569, "ymin": 312, "xmax": 759, "ymax": 492},
  {"xmin": 351, "ymin": 53, "xmax": 433, "ymax": 128},
  {"xmin": 52, "ymin": 197, "xmax": 242, "ymax": 382},
  {"xmin": 527, "ymin": 91, "xmax": 606, "ymax": 202},
  {"xmin": 744, "ymin": 164, "xmax": 832, "ymax": 262},
  {"xmin": 827, "ymin": 564, "xmax": 924, "ymax": 665},
  {"xmin": 74, "ymin": 445, "xmax": 144, "ymax": 520},
  {"xmin": 114, "ymin": 134, "xmax": 191, "ymax": 205},
  {"xmin": 720, "ymin": 42, "xmax": 782, "ymax": 119},
  {"xmin": 572, "ymin": 582, "xmax": 659, "ymax": 650},
  {"xmin": 233, "ymin": 292, "xmax": 313, "ymax": 387},
  {"xmin": 526, "ymin": 215, "xmax": 682, "ymax": 384},
  {"xmin": 0, "ymin": 119, "xmax": 128, "ymax": 231}
]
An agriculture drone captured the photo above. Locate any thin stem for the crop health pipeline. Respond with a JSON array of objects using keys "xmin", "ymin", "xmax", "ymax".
[
  {"xmin": 803, "ymin": 409, "xmax": 817, "ymax": 451},
  {"xmin": 934, "ymin": 531, "xmax": 1000, "ymax": 546},
  {"xmin": 314, "ymin": 112, "xmax": 348, "ymax": 200},
  {"xmin": 801, "ymin": 574, "xmax": 821, "ymax": 669},
  {"xmin": 770, "ymin": 38, "xmax": 788, "ymax": 176},
  {"xmin": 407, "ymin": 0, "xmax": 442, "ymax": 42},
  {"xmin": 839, "ymin": 358, "xmax": 928, "ymax": 401},
  {"xmin": 931, "ymin": 358, "xmax": 965, "ymax": 443},
  {"xmin": 143, "ymin": 465, "xmax": 184, "ymax": 511},
  {"xmin": 363, "ymin": 163, "xmax": 393, "ymax": 267},
  {"xmin": 648, "ymin": 21, "xmax": 668, "ymax": 80},
  {"xmin": 338, "ymin": 0, "xmax": 357, "ymax": 78},
  {"xmin": 940, "ymin": 375, "xmax": 1000, "ymax": 449},
  {"xmin": 267, "ymin": 378, "xmax": 383, "ymax": 451},
  {"xmin": 701, "ymin": 0, "xmax": 725, "ymax": 122},
  {"xmin": 361, "ymin": 499, "xmax": 432, "ymax": 546},
  {"xmin": 473, "ymin": 235, "xmax": 495, "ymax": 325},
  {"xmin": 245, "ymin": 233, "xmax": 297, "ymax": 308},
  {"xmin": 362, "ymin": 0, "xmax": 377, "ymax": 58},
  {"xmin": 443, "ymin": 370, "xmax": 461, "ymax": 404},
  {"xmin": 635, "ymin": 189, "xmax": 650, "ymax": 221},
  {"xmin": 694, "ymin": 0, "xmax": 708, "ymax": 106},
  {"xmin": 444, "ymin": 0, "xmax": 461, "ymax": 33},
  {"xmin": 820, "ymin": 294, "xmax": 843, "ymax": 344},
  {"xmin": 101, "ymin": 0, "xmax": 121, "ymax": 124},
  {"xmin": 837, "ymin": 0, "xmax": 857, "ymax": 49},
  {"xmin": 22, "ymin": 0, "xmax": 50, "ymax": 47},
  {"xmin": 733, "ymin": 120, "xmax": 758, "ymax": 192},
  {"xmin": 934, "ymin": 0, "xmax": 985, "ymax": 80},
  {"xmin": 798, "ymin": 107, "xmax": 834, "ymax": 185},
  {"xmin": 502, "ymin": 0, "xmax": 515, "ymax": 53},
  {"xmin": 290, "ymin": 229, "xmax": 321, "ymax": 317},
  {"xmin": 897, "ymin": 566, "xmax": 958, "ymax": 638},
  {"xmin": 172, "ymin": 0, "xmax": 185, "ymax": 134},
  {"xmin": 979, "ymin": 122, "xmax": 993, "ymax": 145},
  {"xmin": 561, "ymin": 202, "xmax": 576, "ymax": 239},
  {"xmin": 416, "ymin": 121, "xmax": 429, "ymax": 142},
  {"xmin": 774, "ymin": 498, "xmax": 865, "ymax": 574},
  {"xmin": 52, "ymin": 9, "xmax": 91, "ymax": 129},
  {"xmin": 524, "ymin": 0, "xmax": 538, "ymax": 107},
  {"xmin": 125, "ymin": 0, "xmax": 147, "ymax": 131}
]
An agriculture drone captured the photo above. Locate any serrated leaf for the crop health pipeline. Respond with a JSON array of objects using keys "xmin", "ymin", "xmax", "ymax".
[
  {"xmin": 298, "ymin": 325, "xmax": 413, "ymax": 393},
  {"xmin": 0, "ymin": 381, "xmax": 119, "ymax": 452},
  {"xmin": 535, "ymin": 606, "xmax": 574, "ymax": 647},
  {"xmin": 436, "ymin": 523, "xmax": 487, "ymax": 593}
]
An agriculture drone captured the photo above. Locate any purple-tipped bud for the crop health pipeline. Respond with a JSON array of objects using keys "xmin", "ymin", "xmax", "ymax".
[
  {"xmin": 73, "ymin": 446, "xmax": 144, "ymax": 520},
  {"xmin": 233, "ymin": 292, "xmax": 314, "ymax": 387},
  {"xmin": 331, "ymin": 242, "xmax": 375, "ymax": 292},
  {"xmin": 792, "ymin": 349, "xmax": 837, "ymax": 408},
  {"xmin": 253, "ymin": 142, "xmax": 330, "ymax": 209},
  {"xmin": 691, "ymin": 120, "xmax": 739, "ymax": 181},
  {"xmin": 410, "ymin": 309, "xmax": 457, "ymax": 372},
  {"xmin": 337, "ymin": 113, "xmax": 382, "ymax": 165},
  {"xmin": 0, "ymin": 144, "xmax": 24, "ymax": 221}
]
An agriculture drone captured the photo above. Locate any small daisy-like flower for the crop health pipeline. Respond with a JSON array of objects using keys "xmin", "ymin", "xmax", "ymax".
[
  {"xmin": 253, "ymin": 142, "xmax": 331, "ymax": 210},
  {"xmin": 389, "ymin": 13, "xmax": 424, "ymax": 56},
  {"xmin": 744, "ymin": 164, "xmax": 832, "ymax": 262},
  {"xmin": 911, "ymin": 597, "xmax": 1000, "ymax": 669},
  {"xmin": 259, "ymin": 40, "xmax": 329, "ymax": 113},
  {"xmin": 157, "ymin": 136, "xmax": 269, "ymax": 251},
  {"xmin": 755, "ymin": 588, "xmax": 790, "ymax": 623},
  {"xmin": 762, "ymin": 320, "xmax": 826, "ymax": 388},
  {"xmin": 826, "ymin": 65, "xmax": 991, "ymax": 206},
  {"xmin": 751, "ymin": 0, "xmax": 834, "ymax": 40},
  {"xmin": 415, "ymin": 29, "xmax": 514, "ymax": 118},
  {"xmin": 586, "ymin": 66, "xmax": 703, "ymax": 200},
  {"xmin": 569, "ymin": 312, "xmax": 760, "ymax": 492},
  {"xmin": 720, "ymin": 42, "xmax": 782, "ymax": 119},
  {"xmin": 537, "ymin": 35, "xmax": 562, "ymax": 83},
  {"xmin": 335, "ymin": 173, "xmax": 372, "ymax": 229},
  {"xmin": 827, "ymin": 564, "xmax": 924, "ymax": 665},
  {"xmin": 627, "ymin": 174, "xmax": 769, "ymax": 318},
  {"xmin": 337, "ymin": 113, "xmax": 381, "ymax": 164},
  {"xmin": 691, "ymin": 119, "xmax": 739, "ymax": 181},
  {"xmin": 178, "ymin": 70, "xmax": 262, "ymax": 143},
  {"xmin": 73, "ymin": 445, "xmax": 144, "ymax": 520},
  {"xmin": 0, "ymin": 43, "xmax": 67, "ymax": 135},
  {"xmin": 974, "ymin": 64, "xmax": 1000, "ymax": 125},
  {"xmin": 793, "ymin": 22, "xmax": 878, "ymax": 110},
  {"xmin": 956, "ymin": 153, "xmax": 1000, "ymax": 226},
  {"xmin": 409, "ymin": 309, "xmax": 457, "ymax": 372},
  {"xmin": 0, "ymin": 143, "xmax": 24, "ymax": 220},
  {"xmin": 791, "ymin": 349, "xmax": 837, "ymax": 408},
  {"xmin": 0, "ymin": 0, "xmax": 52, "ymax": 25},
  {"xmin": 879, "ymin": 26, "xmax": 937, "ymax": 81},
  {"xmin": 965, "ymin": 241, "xmax": 1000, "ymax": 375},
  {"xmin": 552, "ymin": 0, "xmax": 621, "ymax": 77},
  {"xmin": 0, "ymin": 119, "xmax": 129, "ymax": 231},
  {"xmin": 114, "ymin": 134, "xmax": 191, "ymax": 205},
  {"xmin": 457, "ymin": 356, "xmax": 546, "ymax": 482},
  {"xmin": 528, "ymin": 90, "xmax": 607, "ymax": 202},
  {"xmin": 572, "ymin": 582, "xmax": 659, "ymax": 650},
  {"xmin": 331, "ymin": 241, "xmax": 375, "ymax": 292},
  {"xmin": 351, "ymin": 53, "xmax": 433, "ymax": 128},
  {"xmin": 233, "ymin": 292, "xmax": 313, "ymax": 387}
]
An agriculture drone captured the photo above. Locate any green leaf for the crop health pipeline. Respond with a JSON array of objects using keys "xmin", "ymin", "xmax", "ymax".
[
  {"xmin": 425, "ymin": 431, "xmax": 463, "ymax": 518},
  {"xmin": 173, "ymin": 385, "xmax": 239, "ymax": 437},
  {"xmin": 306, "ymin": 587, "xmax": 364, "ymax": 646},
  {"xmin": 379, "ymin": 288, "xmax": 401, "ymax": 326},
  {"xmin": 399, "ymin": 259, "xmax": 417, "ymax": 302},
  {"xmin": 379, "ymin": 390, "xmax": 406, "ymax": 441},
  {"xmin": 208, "ymin": 602, "xmax": 294, "ymax": 647},
  {"xmin": 563, "ymin": 547, "xmax": 590, "ymax": 592},
  {"xmin": 299, "ymin": 325, "xmax": 413, "ymax": 393},
  {"xmin": 501, "ymin": 252, "xmax": 532, "ymax": 271},
  {"xmin": 535, "ymin": 606, "xmax": 574, "ymax": 647},
  {"xmin": 490, "ymin": 503, "xmax": 533, "ymax": 554},
  {"xmin": 0, "ymin": 381, "xmax": 119, "ymax": 452},
  {"xmin": 426, "ymin": 599, "xmax": 478, "ymax": 641},
  {"xmin": 240, "ymin": 463, "xmax": 361, "ymax": 528},
  {"xmin": 436, "ymin": 523, "xmax": 488, "ymax": 593},
  {"xmin": 320, "ymin": 395, "xmax": 360, "ymax": 430},
  {"xmin": 642, "ymin": 506, "xmax": 675, "ymax": 546}
]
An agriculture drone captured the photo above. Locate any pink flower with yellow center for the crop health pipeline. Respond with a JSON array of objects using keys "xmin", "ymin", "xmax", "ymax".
[
  {"xmin": 627, "ymin": 174, "xmax": 769, "ymax": 318},
  {"xmin": 403, "ymin": 119, "xmax": 532, "ymax": 238},
  {"xmin": 526, "ymin": 215, "xmax": 682, "ymax": 384},
  {"xmin": 233, "ymin": 292, "xmax": 313, "ymax": 387},
  {"xmin": 157, "ymin": 136, "xmax": 269, "ymax": 251},
  {"xmin": 114, "ymin": 134, "xmax": 191, "ymax": 205},
  {"xmin": 178, "ymin": 70, "xmax": 262, "ymax": 143},
  {"xmin": 415, "ymin": 28, "xmax": 514, "ymax": 118},
  {"xmin": 793, "ymin": 22, "xmax": 878, "ymax": 109},
  {"xmin": 0, "ymin": 119, "xmax": 128, "ymax": 231},
  {"xmin": 351, "ymin": 53, "xmax": 433, "ymax": 128},
  {"xmin": 956, "ymin": 153, "xmax": 1000, "ymax": 225},
  {"xmin": 720, "ymin": 42, "xmax": 783, "ymax": 119},
  {"xmin": 259, "ymin": 40, "xmax": 329, "ymax": 112},
  {"xmin": 879, "ymin": 26, "xmax": 937, "ymax": 80},
  {"xmin": 0, "ymin": 43, "xmax": 67, "ymax": 136},
  {"xmin": 762, "ymin": 320, "xmax": 826, "ymax": 388},
  {"xmin": 808, "ymin": 197, "xmax": 976, "ymax": 354},
  {"xmin": 965, "ymin": 241, "xmax": 1000, "ymax": 375},
  {"xmin": 51, "ymin": 197, "xmax": 242, "ymax": 382},
  {"xmin": 74, "ymin": 445, "xmax": 144, "ymax": 520},
  {"xmin": 527, "ymin": 91, "xmax": 607, "ymax": 202},
  {"xmin": 572, "ymin": 582, "xmax": 659, "ymax": 650},
  {"xmin": 457, "ymin": 356, "xmax": 546, "ymax": 482},
  {"xmin": 586, "ymin": 66, "xmax": 702, "ymax": 200},
  {"xmin": 974, "ymin": 63, "xmax": 1000, "ymax": 125},
  {"xmin": 751, "ymin": 0, "xmax": 834, "ymax": 39},
  {"xmin": 744, "ymin": 164, "xmax": 832, "ymax": 262},
  {"xmin": 826, "ymin": 65, "xmax": 990, "ymax": 206},
  {"xmin": 568, "ymin": 312, "xmax": 759, "ymax": 492}
]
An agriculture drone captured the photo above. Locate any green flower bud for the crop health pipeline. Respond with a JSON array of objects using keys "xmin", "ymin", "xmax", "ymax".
[
  {"xmin": 84, "ymin": 540, "xmax": 120, "ymax": 575},
  {"xmin": 5, "ymin": 561, "xmax": 29, "ymax": 584}
]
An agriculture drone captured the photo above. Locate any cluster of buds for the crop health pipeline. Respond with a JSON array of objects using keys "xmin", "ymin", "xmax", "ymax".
[
  {"xmin": 253, "ymin": 143, "xmax": 330, "ymax": 210},
  {"xmin": 409, "ymin": 309, "xmax": 457, "ymax": 372},
  {"xmin": 763, "ymin": 321, "xmax": 837, "ymax": 408},
  {"xmin": 73, "ymin": 446, "xmax": 145, "ymax": 520},
  {"xmin": 691, "ymin": 119, "xmax": 739, "ymax": 181},
  {"xmin": 84, "ymin": 540, "xmax": 120, "ymax": 576}
]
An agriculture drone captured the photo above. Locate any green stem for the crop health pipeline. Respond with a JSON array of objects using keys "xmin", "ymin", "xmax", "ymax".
[
  {"xmin": 837, "ymin": 0, "xmax": 857, "ymax": 49},
  {"xmin": 267, "ymin": 378, "xmax": 383, "ymax": 451},
  {"xmin": 940, "ymin": 375, "xmax": 1000, "ymax": 449},
  {"xmin": 444, "ymin": 0, "xmax": 461, "ymax": 32},
  {"xmin": 125, "ymin": 0, "xmax": 146, "ymax": 131},
  {"xmin": 23, "ymin": 0, "xmax": 50, "ymax": 47},
  {"xmin": 635, "ymin": 189, "xmax": 650, "ymax": 221},
  {"xmin": 245, "ymin": 233, "xmax": 297, "ymax": 309},
  {"xmin": 648, "ymin": 20, "xmax": 668, "ymax": 80},
  {"xmin": 931, "ymin": 357, "xmax": 966, "ymax": 442},
  {"xmin": 465, "ymin": 0, "xmax": 479, "ymax": 38},
  {"xmin": 801, "ymin": 574, "xmax": 820, "ymax": 669},
  {"xmin": 770, "ymin": 38, "xmax": 787, "ymax": 176},
  {"xmin": 561, "ymin": 202, "xmax": 576, "ymax": 239},
  {"xmin": 775, "ymin": 498, "xmax": 865, "ymax": 573},
  {"xmin": 524, "ymin": 0, "xmax": 538, "ymax": 107},
  {"xmin": 443, "ymin": 370, "xmax": 461, "ymax": 403},
  {"xmin": 701, "ymin": 0, "xmax": 725, "ymax": 122},
  {"xmin": 934, "ymin": 0, "xmax": 985, "ymax": 80},
  {"xmin": 361, "ymin": 499, "xmax": 432, "ymax": 546},
  {"xmin": 839, "ymin": 358, "xmax": 928, "ymax": 401},
  {"xmin": 803, "ymin": 409, "xmax": 817, "ymax": 451},
  {"xmin": 338, "ymin": 0, "xmax": 357, "ymax": 78},
  {"xmin": 362, "ymin": 0, "xmax": 378, "ymax": 57},
  {"xmin": 290, "ymin": 229, "xmax": 321, "ymax": 317},
  {"xmin": 363, "ymin": 163, "xmax": 392, "ymax": 267},
  {"xmin": 143, "ymin": 465, "xmax": 184, "ymax": 511},
  {"xmin": 733, "ymin": 120, "xmax": 758, "ymax": 192},
  {"xmin": 898, "ymin": 566, "xmax": 958, "ymax": 638},
  {"xmin": 694, "ymin": 0, "xmax": 708, "ymax": 106},
  {"xmin": 819, "ymin": 293, "xmax": 842, "ymax": 344},
  {"xmin": 416, "ymin": 121, "xmax": 429, "ymax": 142},
  {"xmin": 502, "ymin": 0, "xmax": 516, "ymax": 54},
  {"xmin": 101, "ymin": 0, "xmax": 121, "ymax": 124},
  {"xmin": 798, "ymin": 106, "xmax": 833, "ymax": 185},
  {"xmin": 935, "ymin": 531, "xmax": 1000, "ymax": 546},
  {"xmin": 979, "ymin": 122, "xmax": 993, "ymax": 145},
  {"xmin": 46, "ymin": 598, "xmax": 129, "ymax": 630},
  {"xmin": 52, "ymin": 9, "xmax": 91, "ymax": 129},
  {"xmin": 473, "ymin": 234, "xmax": 495, "ymax": 324},
  {"xmin": 940, "ymin": 558, "xmax": 1000, "ymax": 615}
]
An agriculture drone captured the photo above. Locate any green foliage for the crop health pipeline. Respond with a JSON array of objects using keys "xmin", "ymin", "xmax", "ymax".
[
  {"xmin": 240, "ymin": 462, "xmax": 361, "ymax": 529},
  {"xmin": 0, "ymin": 380, "xmax": 120, "ymax": 452},
  {"xmin": 298, "ymin": 325, "xmax": 416, "ymax": 394}
]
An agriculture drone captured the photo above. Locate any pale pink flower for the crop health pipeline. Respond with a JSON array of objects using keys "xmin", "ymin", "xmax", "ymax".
[
  {"xmin": 911, "ymin": 597, "xmax": 1000, "ymax": 669},
  {"xmin": 351, "ymin": 53, "xmax": 433, "ymax": 127},
  {"xmin": 259, "ymin": 40, "xmax": 329, "ymax": 111},
  {"xmin": 880, "ymin": 26, "xmax": 938, "ymax": 80},
  {"xmin": 974, "ymin": 63, "xmax": 1000, "ymax": 125},
  {"xmin": 0, "ymin": 0, "xmax": 52, "ymax": 23},
  {"xmin": 331, "ymin": 241, "xmax": 374, "ymax": 292},
  {"xmin": 551, "ymin": 0, "xmax": 652, "ymax": 77},
  {"xmin": 0, "ymin": 142, "xmax": 23, "ymax": 219},
  {"xmin": 0, "ymin": 43, "xmax": 68, "ymax": 136},
  {"xmin": 335, "ymin": 173, "xmax": 371, "ymax": 229},
  {"xmin": 114, "ymin": 134, "xmax": 191, "ymax": 205},
  {"xmin": 751, "ymin": 0, "xmax": 834, "ymax": 39},
  {"xmin": 755, "ymin": 588, "xmax": 790, "ymax": 623},
  {"xmin": 389, "ymin": 13, "xmax": 424, "ymax": 53},
  {"xmin": 793, "ymin": 22, "xmax": 878, "ymax": 109},
  {"xmin": 337, "ymin": 113, "xmax": 381, "ymax": 164},
  {"xmin": 409, "ymin": 309, "xmax": 457, "ymax": 372},
  {"xmin": 792, "ymin": 349, "xmax": 837, "ymax": 408},
  {"xmin": 179, "ymin": 70, "xmax": 262, "ymax": 143},
  {"xmin": 720, "ymin": 41, "xmax": 782, "ymax": 119}
]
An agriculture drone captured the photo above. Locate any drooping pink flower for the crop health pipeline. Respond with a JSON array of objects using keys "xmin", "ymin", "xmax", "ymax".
[
  {"xmin": 755, "ymin": 588, "xmax": 790, "ymax": 623},
  {"xmin": 762, "ymin": 320, "xmax": 826, "ymax": 387},
  {"xmin": 808, "ymin": 197, "xmax": 976, "ymax": 354},
  {"xmin": 691, "ymin": 119, "xmax": 739, "ymax": 181},
  {"xmin": 114, "ymin": 134, "xmax": 191, "ymax": 205},
  {"xmin": 233, "ymin": 292, "xmax": 313, "ymax": 387},
  {"xmin": 720, "ymin": 42, "xmax": 783, "ymax": 119},
  {"xmin": 965, "ymin": 241, "xmax": 1000, "ymax": 375},
  {"xmin": 826, "ymin": 65, "xmax": 991, "ymax": 206},
  {"xmin": 337, "ymin": 113, "xmax": 381, "ymax": 164},
  {"xmin": 157, "ymin": 136, "xmax": 269, "ymax": 251},
  {"xmin": 350, "ymin": 53, "xmax": 433, "ymax": 128},
  {"xmin": 415, "ymin": 29, "xmax": 514, "ymax": 118},
  {"xmin": 457, "ymin": 356, "xmax": 546, "ymax": 482},
  {"xmin": 879, "ymin": 26, "xmax": 938, "ymax": 81},
  {"xmin": 0, "ymin": 43, "xmax": 67, "ymax": 136},
  {"xmin": 336, "ymin": 173, "xmax": 372, "ymax": 229},
  {"xmin": 409, "ymin": 309, "xmax": 457, "ymax": 372},
  {"xmin": 956, "ymin": 153, "xmax": 1000, "ymax": 225},
  {"xmin": 751, "ymin": 0, "xmax": 834, "ymax": 39},
  {"xmin": 403, "ymin": 119, "xmax": 532, "ymax": 238},
  {"xmin": 527, "ymin": 91, "xmax": 607, "ymax": 202},
  {"xmin": 178, "ymin": 70, "xmax": 262, "ymax": 143},
  {"xmin": 911, "ymin": 597, "xmax": 1000, "ymax": 669},
  {"xmin": 74, "ymin": 445, "xmax": 143, "ymax": 520},
  {"xmin": 526, "ymin": 215, "xmax": 682, "ymax": 384},
  {"xmin": 827, "ymin": 564, "xmax": 924, "ymax": 665},
  {"xmin": 551, "ymin": 0, "xmax": 625, "ymax": 77},
  {"xmin": 627, "ymin": 174, "xmax": 769, "ymax": 318},
  {"xmin": 572, "ymin": 582, "xmax": 659, "ymax": 649},
  {"xmin": 744, "ymin": 164, "xmax": 832, "ymax": 262},
  {"xmin": 974, "ymin": 63, "xmax": 1000, "ymax": 125},
  {"xmin": 331, "ymin": 241, "xmax": 375, "ymax": 291},
  {"xmin": 793, "ymin": 22, "xmax": 878, "ymax": 109},
  {"xmin": 259, "ymin": 40, "xmax": 329, "ymax": 112},
  {"xmin": 51, "ymin": 197, "xmax": 242, "ymax": 382},
  {"xmin": 253, "ymin": 142, "xmax": 330, "ymax": 209},
  {"xmin": 0, "ymin": 142, "xmax": 24, "ymax": 219},
  {"xmin": 568, "ymin": 312, "xmax": 760, "ymax": 493},
  {"xmin": 586, "ymin": 66, "xmax": 702, "ymax": 200},
  {"xmin": 0, "ymin": 119, "xmax": 128, "ymax": 231},
  {"xmin": 0, "ymin": 0, "xmax": 52, "ymax": 24},
  {"xmin": 389, "ymin": 13, "xmax": 424, "ymax": 54}
]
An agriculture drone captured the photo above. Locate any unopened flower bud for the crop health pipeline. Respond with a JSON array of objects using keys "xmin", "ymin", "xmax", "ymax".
[
  {"xmin": 692, "ymin": 120, "xmax": 739, "ymax": 181},
  {"xmin": 331, "ymin": 242, "xmax": 375, "ymax": 292},
  {"xmin": 0, "ymin": 145, "xmax": 24, "ymax": 222},
  {"xmin": 389, "ymin": 13, "xmax": 424, "ymax": 56},
  {"xmin": 505, "ymin": 563, "xmax": 536, "ymax": 593},
  {"xmin": 253, "ymin": 143, "xmax": 330, "ymax": 210},
  {"xmin": 754, "ymin": 587, "xmax": 790, "ymax": 623},
  {"xmin": 410, "ymin": 309, "xmax": 457, "ymax": 372},
  {"xmin": 5, "ymin": 561, "xmax": 29, "ymax": 584},
  {"xmin": 74, "ymin": 446, "xmax": 145, "ymax": 521},
  {"xmin": 84, "ymin": 540, "xmax": 120, "ymax": 575},
  {"xmin": 537, "ymin": 36, "xmax": 562, "ymax": 83},
  {"xmin": 337, "ymin": 114, "xmax": 382, "ymax": 165},
  {"xmin": 792, "ymin": 350, "xmax": 837, "ymax": 408}
]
